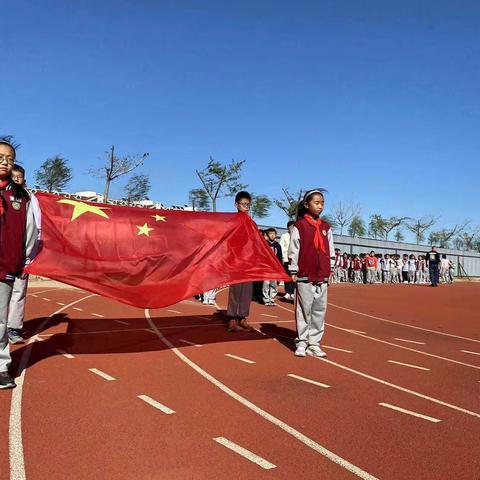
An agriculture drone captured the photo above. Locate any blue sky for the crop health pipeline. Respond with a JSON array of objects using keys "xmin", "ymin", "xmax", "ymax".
[{"xmin": 3, "ymin": 0, "xmax": 480, "ymax": 239}]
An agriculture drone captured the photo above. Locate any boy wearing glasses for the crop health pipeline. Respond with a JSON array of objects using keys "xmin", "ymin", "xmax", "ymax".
[
  {"xmin": 0, "ymin": 137, "xmax": 37, "ymax": 389},
  {"xmin": 226, "ymin": 191, "xmax": 254, "ymax": 332}
]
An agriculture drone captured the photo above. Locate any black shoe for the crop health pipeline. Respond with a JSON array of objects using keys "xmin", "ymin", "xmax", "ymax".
[{"xmin": 0, "ymin": 372, "xmax": 16, "ymax": 389}]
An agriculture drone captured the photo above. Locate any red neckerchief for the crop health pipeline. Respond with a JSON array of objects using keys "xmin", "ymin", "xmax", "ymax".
[
  {"xmin": 0, "ymin": 179, "xmax": 9, "ymax": 216},
  {"xmin": 304, "ymin": 214, "xmax": 326, "ymax": 253}
]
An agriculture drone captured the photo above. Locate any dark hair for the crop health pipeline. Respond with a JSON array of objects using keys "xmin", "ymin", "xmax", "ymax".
[
  {"xmin": 287, "ymin": 220, "xmax": 295, "ymax": 228},
  {"xmin": 12, "ymin": 164, "xmax": 25, "ymax": 176},
  {"xmin": 235, "ymin": 191, "xmax": 251, "ymax": 203},
  {"xmin": 296, "ymin": 188, "xmax": 326, "ymax": 219},
  {"xmin": 0, "ymin": 135, "xmax": 19, "ymax": 156},
  {"xmin": 266, "ymin": 228, "xmax": 277, "ymax": 234},
  {"xmin": 442, "ymin": 254, "xmax": 447, "ymax": 258}
]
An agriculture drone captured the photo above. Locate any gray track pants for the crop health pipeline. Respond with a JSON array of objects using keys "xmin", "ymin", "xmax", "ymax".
[
  {"xmin": 227, "ymin": 283, "xmax": 252, "ymax": 318},
  {"xmin": 8, "ymin": 276, "xmax": 28, "ymax": 330},
  {"xmin": 0, "ymin": 281, "xmax": 14, "ymax": 372},
  {"xmin": 295, "ymin": 282, "xmax": 327, "ymax": 348},
  {"xmin": 262, "ymin": 280, "xmax": 277, "ymax": 304}
]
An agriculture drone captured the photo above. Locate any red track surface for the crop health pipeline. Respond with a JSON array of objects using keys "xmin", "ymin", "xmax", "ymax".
[{"xmin": 1, "ymin": 283, "xmax": 479, "ymax": 479}]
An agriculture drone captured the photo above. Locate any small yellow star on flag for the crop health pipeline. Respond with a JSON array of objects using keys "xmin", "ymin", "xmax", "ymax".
[
  {"xmin": 58, "ymin": 199, "xmax": 110, "ymax": 221},
  {"xmin": 152, "ymin": 214, "xmax": 166, "ymax": 222},
  {"xmin": 137, "ymin": 223, "xmax": 154, "ymax": 236}
]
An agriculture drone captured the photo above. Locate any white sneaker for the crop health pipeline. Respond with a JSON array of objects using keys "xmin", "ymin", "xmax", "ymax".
[
  {"xmin": 294, "ymin": 345, "xmax": 306, "ymax": 357},
  {"xmin": 307, "ymin": 346, "xmax": 327, "ymax": 358}
]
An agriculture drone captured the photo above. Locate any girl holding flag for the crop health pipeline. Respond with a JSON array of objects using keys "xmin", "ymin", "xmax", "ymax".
[{"xmin": 288, "ymin": 189, "xmax": 335, "ymax": 358}]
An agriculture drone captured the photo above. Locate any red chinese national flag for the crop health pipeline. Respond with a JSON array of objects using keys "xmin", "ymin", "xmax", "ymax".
[{"xmin": 26, "ymin": 193, "xmax": 290, "ymax": 308}]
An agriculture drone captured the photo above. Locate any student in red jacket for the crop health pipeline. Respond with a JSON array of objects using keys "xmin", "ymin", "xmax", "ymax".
[
  {"xmin": 0, "ymin": 137, "xmax": 37, "ymax": 389},
  {"xmin": 288, "ymin": 189, "xmax": 335, "ymax": 358},
  {"xmin": 365, "ymin": 251, "xmax": 378, "ymax": 284}
]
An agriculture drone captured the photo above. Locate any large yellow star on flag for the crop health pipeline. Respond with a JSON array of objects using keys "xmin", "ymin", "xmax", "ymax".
[
  {"xmin": 58, "ymin": 199, "xmax": 110, "ymax": 221},
  {"xmin": 152, "ymin": 214, "xmax": 166, "ymax": 222},
  {"xmin": 137, "ymin": 223, "xmax": 154, "ymax": 236}
]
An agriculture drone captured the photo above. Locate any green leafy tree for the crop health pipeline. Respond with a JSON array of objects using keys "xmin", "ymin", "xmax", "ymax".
[
  {"xmin": 250, "ymin": 194, "xmax": 272, "ymax": 219},
  {"xmin": 394, "ymin": 229, "xmax": 405, "ymax": 242},
  {"xmin": 189, "ymin": 188, "xmax": 211, "ymax": 211},
  {"xmin": 368, "ymin": 214, "xmax": 408, "ymax": 240},
  {"xmin": 123, "ymin": 173, "xmax": 151, "ymax": 204},
  {"xmin": 195, "ymin": 156, "xmax": 247, "ymax": 212},
  {"xmin": 35, "ymin": 155, "xmax": 73, "ymax": 192},
  {"xmin": 348, "ymin": 215, "xmax": 366, "ymax": 237},
  {"xmin": 368, "ymin": 214, "xmax": 385, "ymax": 239},
  {"xmin": 90, "ymin": 145, "xmax": 149, "ymax": 202}
]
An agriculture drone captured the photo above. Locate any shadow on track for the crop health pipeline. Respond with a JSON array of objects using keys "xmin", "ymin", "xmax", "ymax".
[{"xmin": 11, "ymin": 312, "xmax": 270, "ymax": 375}]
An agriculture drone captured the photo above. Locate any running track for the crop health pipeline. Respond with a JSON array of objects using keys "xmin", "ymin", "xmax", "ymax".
[{"xmin": 1, "ymin": 283, "xmax": 479, "ymax": 479}]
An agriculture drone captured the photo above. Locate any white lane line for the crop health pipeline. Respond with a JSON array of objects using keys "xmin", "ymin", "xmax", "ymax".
[
  {"xmin": 327, "ymin": 323, "xmax": 480, "ymax": 371},
  {"xmin": 56, "ymin": 349, "xmax": 75, "ymax": 359},
  {"xmin": 114, "ymin": 320, "xmax": 129, "ymax": 326},
  {"xmin": 323, "ymin": 345, "xmax": 353, "ymax": 354},
  {"xmin": 461, "ymin": 350, "xmax": 480, "ymax": 356},
  {"xmin": 395, "ymin": 338, "xmax": 426, "ymax": 345},
  {"xmin": 315, "ymin": 357, "xmax": 480, "ymax": 419},
  {"xmin": 346, "ymin": 329, "xmax": 366, "ymax": 334},
  {"xmin": 179, "ymin": 339, "xmax": 202, "ymax": 347},
  {"xmin": 42, "ymin": 298, "xmax": 51, "ymax": 302},
  {"xmin": 91, "ymin": 313, "xmax": 104, "ymax": 318},
  {"xmin": 145, "ymin": 310, "xmax": 378, "ymax": 480},
  {"xmin": 261, "ymin": 313, "xmax": 279, "ymax": 318},
  {"xmin": 167, "ymin": 309, "xmax": 182, "ymax": 314},
  {"xmin": 379, "ymin": 403, "xmax": 441, "ymax": 423},
  {"xmin": 88, "ymin": 368, "xmax": 116, "ymax": 381},
  {"xmin": 137, "ymin": 395, "xmax": 175, "ymax": 414},
  {"xmin": 9, "ymin": 293, "xmax": 97, "ymax": 480},
  {"xmin": 329, "ymin": 302, "xmax": 480, "ymax": 344},
  {"xmin": 278, "ymin": 302, "xmax": 480, "ymax": 371},
  {"xmin": 73, "ymin": 307, "xmax": 83, "ymax": 311},
  {"xmin": 56, "ymin": 302, "xmax": 66, "ymax": 306},
  {"xmin": 28, "ymin": 288, "xmax": 58, "ymax": 297},
  {"xmin": 225, "ymin": 354, "xmax": 255, "ymax": 364},
  {"xmin": 288, "ymin": 374, "xmax": 330, "ymax": 389},
  {"xmin": 214, "ymin": 437, "xmax": 276, "ymax": 470},
  {"xmin": 388, "ymin": 360, "xmax": 430, "ymax": 371}
]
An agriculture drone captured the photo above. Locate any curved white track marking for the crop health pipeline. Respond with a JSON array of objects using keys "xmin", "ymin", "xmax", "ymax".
[
  {"xmin": 145, "ymin": 309, "xmax": 378, "ymax": 480},
  {"xmin": 276, "ymin": 303, "xmax": 480, "ymax": 371},
  {"xmin": 316, "ymin": 357, "xmax": 480, "ymax": 419},
  {"xmin": 9, "ymin": 293, "xmax": 96, "ymax": 480},
  {"xmin": 328, "ymin": 302, "xmax": 480, "ymax": 344}
]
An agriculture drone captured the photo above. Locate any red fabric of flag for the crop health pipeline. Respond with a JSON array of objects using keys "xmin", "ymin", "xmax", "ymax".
[{"xmin": 25, "ymin": 193, "xmax": 289, "ymax": 308}]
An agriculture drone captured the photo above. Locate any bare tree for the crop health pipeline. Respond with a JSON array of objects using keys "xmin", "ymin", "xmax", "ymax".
[
  {"xmin": 91, "ymin": 146, "xmax": 149, "ymax": 201},
  {"xmin": 428, "ymin": 221, "xmax": 469, "ymax": 248},
  {"xmin": 331, "ymin": 201, "xmax": 361, "ymax": 235},
  {"xmin": 456, "ymin": 225, "xmax": 480, "ymax": 251},
  {"xmin": 406, "ymin": 216, "xmax": 438, "ymax": 244},
  {"xmin": 195, "ymin": 156, "xmax": 247, "ymax": 212}
]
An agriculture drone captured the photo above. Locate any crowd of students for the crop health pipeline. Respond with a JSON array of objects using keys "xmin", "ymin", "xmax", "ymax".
[{"xmin": 332, "ymin": 250, "xmax": 455, "ymax": 285}]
